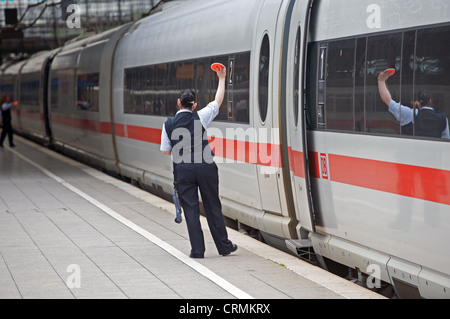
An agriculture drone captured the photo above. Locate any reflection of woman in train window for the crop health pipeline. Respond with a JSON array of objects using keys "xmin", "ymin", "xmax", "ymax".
[{"xmin": 378, "ymin": 70, "xmax": 450, "ymax": 139}]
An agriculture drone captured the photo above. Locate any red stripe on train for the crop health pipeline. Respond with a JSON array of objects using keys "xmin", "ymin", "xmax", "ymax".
[
  {"xmin": 34, "ymin": 113, "xmax": 450, "ymax": 205},
  {"xmin": 310, "ymin": 153, "xmax": 450, "ymax": 206}
]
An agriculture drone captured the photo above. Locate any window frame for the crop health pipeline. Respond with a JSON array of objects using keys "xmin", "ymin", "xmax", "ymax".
[
  {"xmin": 307, "ymin": 23, "xmax": 450, "ymax": 142},
  {"xmin": 258, "ymin": 34, "xmax": 270, "ymax": 124}
]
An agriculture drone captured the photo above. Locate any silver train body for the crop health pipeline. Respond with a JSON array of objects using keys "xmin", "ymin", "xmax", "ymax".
[{"xmin": 1, "ymin": 0, "xmax": 449, "ymax": 298}]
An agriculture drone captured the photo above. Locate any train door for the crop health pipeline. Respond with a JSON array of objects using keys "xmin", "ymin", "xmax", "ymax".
[
  {"xmin": 254, "ymin": 0, "xmax": 283, "ymax": 225},
  {"xmin": 284, "ymin": 0, "xmax": 316, "ymax": 235}
]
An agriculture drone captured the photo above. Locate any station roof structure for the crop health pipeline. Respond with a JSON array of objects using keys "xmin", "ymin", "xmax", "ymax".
[{"xmin": 0, "ymin": 0, "xmax": 179, "ymax": 63}]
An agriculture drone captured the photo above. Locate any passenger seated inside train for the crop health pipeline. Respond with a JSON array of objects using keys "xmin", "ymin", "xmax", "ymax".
[{"xmin": 378, "ymin": 70, "xmax": 450, "ymax": 139}]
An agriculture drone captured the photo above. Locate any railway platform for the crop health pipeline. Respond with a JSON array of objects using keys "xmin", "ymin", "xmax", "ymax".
[{"xmin": 0, "ymin": 136, "xmax": 384, "ymax": 301}]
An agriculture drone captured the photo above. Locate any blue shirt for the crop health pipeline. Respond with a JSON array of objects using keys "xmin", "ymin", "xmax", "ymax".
[
  {"xmin": 389, "ymin": 100, "xmax": 450, "ymax": 139},
  {"xmin": 160, "ymin": 101, "xmax": 219, "ymax": 152},
  {"xmin": 2, "ymin": 102, "xmax": 12, "ymax": 111}
]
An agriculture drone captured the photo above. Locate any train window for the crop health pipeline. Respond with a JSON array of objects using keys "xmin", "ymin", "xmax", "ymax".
[
  {"xmin": 317, "ymin": 45, "xmax": 326, "ymax": 129},
  {"xmin": 20, "ymin": 75, "xmax": 40, "ymax": 112},
  {"xmin": 310, "ymin": 25, "xmax": 450, "ymax": 141},
  {"xmin": 325, "ymin": 39, "xmax": 356, "ymax": 131},
  {"xmin": 399, "ymin": 31, "xmax": 416, "ymax": 136},
  {"xmin": 355, "ymin": 37, "xmax": 367, "ymax": 132},
  {"xmin": 123, "ymin": 52, "xmax": 250, "ymax": 123},
  {"xmin": 195, "ymin": 58, "xmax": 215, "ymax": 120},
  {"xmin": 365, "ymin": 33, "xmax": 402, "ymax": 135},
  {"xmin": 258, "ymin": 34, "xmax": 270, "ymax": 123},
  {"xmin": 77, "ymin": 73, "xmax": 99, "ymax": 112},
  {"xmin": 51, "ymin": 69, "xmax": 75, "ymax": 112},
  {"xmin": 143, "ymin": 66, "xmax": 157, "ymax": 115},
  {"xmin": 133, "ymin": 67, "xmax": 145, "ymax": 115},
  {"xmin": 166, "ymin": 63, "xmax": 179, "ymax": 116},
  {"xmin": 414, "ymin": 26, "xmax": 450, "ymax": 139},
  {"xmin": 156, "ymin": 64, "xmax": 172, "ymax": 115},
  {"xmin": 305, "ymin": 42, "xmax": 318, "ymax": 130},
  {"xmin": 50, "ymin": 78, "xmax": 59, "ymax": 110},
  {"xmin": 123, "ymin": 68, "xmax": 133, "ymax": 114},
  {"xmin": 293, "ymin": 26, "xmax": 301, "ymax": 126},
  {"xmin": 0, "ymin": 83, "xmax": 14, "ymax": 101},
  {"xmin": 231, "ymin": 53, "xmax": 250, "ymax": 123}
]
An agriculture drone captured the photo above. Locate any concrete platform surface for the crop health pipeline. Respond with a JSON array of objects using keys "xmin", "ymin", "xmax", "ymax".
[{"xmin": 0, "ymin": 137, "xmax": 385, "ymax": 300}]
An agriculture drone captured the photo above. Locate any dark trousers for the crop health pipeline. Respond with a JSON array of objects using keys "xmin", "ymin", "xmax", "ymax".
[
  {"xmin": 175, "ymin": 162, "xmax": 233, "ymax": 256},
  {"xmin": 0, "ymin": 121, "xmax": 13, "ymax": 146}
]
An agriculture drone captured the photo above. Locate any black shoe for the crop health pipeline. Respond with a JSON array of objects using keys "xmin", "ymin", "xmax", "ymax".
[
  {"xmin": 189, "ymin": 252, "xmax": 204, "ymax": 259},
  {"xmin": 10, "ymin": 144, "xmax": 15, "ymax": 148},
  {"xmin": 222, "ymin": 244, "xmax": 238, "ymax": 256}
]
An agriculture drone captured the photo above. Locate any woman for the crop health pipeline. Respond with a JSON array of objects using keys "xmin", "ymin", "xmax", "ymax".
[{"xmin": 0, "ymin": 93, "xmax": 17, "ymax": 148}]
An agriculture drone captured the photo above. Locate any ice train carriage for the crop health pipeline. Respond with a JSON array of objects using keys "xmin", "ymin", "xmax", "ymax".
[
  {"xmin": 111, "ymin": 0, "xmax": 310, "ymax": 244},
  {"xmin": 1, "ymin": 0, "xmax": 449, "ymax": 298},
  {"xmin": 306, "ymin": 0, "xmax": 450, "ymax": 298},
  {"xmin": 47, "ymin": 26, "xmax": 132, "ymax": 170}
]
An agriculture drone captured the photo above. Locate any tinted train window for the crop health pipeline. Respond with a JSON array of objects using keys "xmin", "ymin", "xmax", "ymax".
[
  {"xmin": 232, "ymin": 54, "xmax": 250, "ymax": 123},
  {"xmin": 293, "ymin": 26, "xmax": 301, "ymax": 126},
  {"xmin": 0, "ymin": 83, "xmax": 14, "ymax": 101},
  {"xmin": 77, "ymin": 73, "xmax": 99, "ymax": 112},
  {"xmin": 365, "ymin": 33, "xmax": 402, "ymax": 135},
  {"xmin": 325, "ymin": 39, "xmax": 355, "ymax": 131},
  {"xmin": 197, "ymin": 56, "xmax": 225, "ymax": 120},
  {"xmin": 20, "ymin": 75, "xmax": 40, "ymax": 112},
  {"xmin": 399, "ymin": 31, "xmax": 416, "ymax": 136},
  {"xmin": 415, "ymin": 26, "xmax": 450, "ymax": 139},
  {"xmin": 195, "ymin": 58, "xmax": 218, "ymax": 120},
  {"xmin": 258, "ymin": 34, "xmax": 270, "ymax": 123},
  {"xmin": 51, "ymin": 78, "xmax": 59, "ymax": 110},
  {"xmin": 124, "ymin": 52, "xmax": 250, "ymax": 123},
  {"xmin": 354, "ymin": 37, "xmax": 367, "ymax": 132},
  {"xmin": 50, "ymin": 69, "xmax": 75, "ymax": 112},
  {"xmin": 308, "ymin": 24, "xmax": 450, "ymax": 141}
]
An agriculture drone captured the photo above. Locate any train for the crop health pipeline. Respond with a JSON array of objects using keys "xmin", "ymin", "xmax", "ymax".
[{"xmin": 1, "ymin": 0, "xmax": 449, "ymax": 299}]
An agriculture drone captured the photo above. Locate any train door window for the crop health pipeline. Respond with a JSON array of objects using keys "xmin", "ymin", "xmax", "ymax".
[
  {"xmin": 325, "ymin": 39, "xmax": 355, "ymax": 131},
  {"xmin": 258, "ymin": 34, "xmax": 270, "ymax": 123},
  {"xmin": 414, "ymin": 26, "xmax": 450, "ymax": 140},
  {"xmin": 317, "ymin": 44, "xmax": 326, "ymax": 129},
  {"xmin": 293, "ymin": 26, "xmax": 301, "ymax": 126},
  {"xmin": 305, "ymin": 42, "xmax": 318, "ymax": 130},
  {"xmin": 227, "ymin": 57, "xmax": 235, "ymax": 121},
  {"xmin": 365, "ymin": 33, "xmax": 402, "ymax": 135}
]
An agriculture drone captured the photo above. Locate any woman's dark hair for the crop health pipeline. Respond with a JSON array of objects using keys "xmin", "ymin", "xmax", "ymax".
[
  {"xmin": 0, "ymin": 94, "xmax": 9, "ymax": 105},
  {"xmin": 180, "ymin": 89, "xmax": 196, "ymax": 108}
]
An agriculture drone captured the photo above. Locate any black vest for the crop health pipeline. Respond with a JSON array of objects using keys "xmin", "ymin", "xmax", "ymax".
[
  {"xmin": 414, "ymin": 108, "xmax": 446, "ymax": 138},
  {"xmin": 1, "ymin": 105, "xmax": 11, "ymax": 122},
  {"xmin": 164, "ymin": 111, "xmax": 214, "ymax": 165}
]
